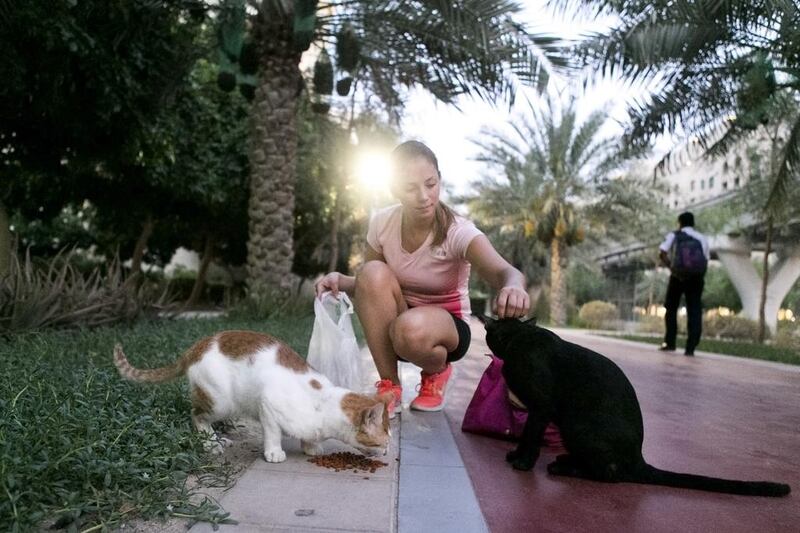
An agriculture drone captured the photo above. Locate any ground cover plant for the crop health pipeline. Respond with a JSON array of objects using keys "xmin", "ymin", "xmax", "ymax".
[
  {"xmin": 0, "ymin": 313, "xmax": 314, "ymax": 531},
  {"xmin": 0, "ymin": 251, "xmax": 168, "ymax": 335},
  {"xmin": 614, "ymin": 334, "xmax": 800, "ymax": 366}
]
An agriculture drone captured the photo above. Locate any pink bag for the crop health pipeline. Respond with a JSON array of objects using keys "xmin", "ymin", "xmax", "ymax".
[{"xmin": 461, "ymin": 353, "xmax": 563, "ymax": 448}]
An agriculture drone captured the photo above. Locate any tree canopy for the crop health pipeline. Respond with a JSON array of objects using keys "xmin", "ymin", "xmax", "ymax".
[
  {"xmin": 1, "ymin": 1, "xmax": 205, "ymax": 217},
  {"xmin": 555, "ymin": 0, "xmax": 800, "ymax": 208}
]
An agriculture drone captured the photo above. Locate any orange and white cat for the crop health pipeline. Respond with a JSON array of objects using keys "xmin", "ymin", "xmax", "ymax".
[{"xmin": 113, "ymin": 330, "xmax": 390, "ymax": 462}]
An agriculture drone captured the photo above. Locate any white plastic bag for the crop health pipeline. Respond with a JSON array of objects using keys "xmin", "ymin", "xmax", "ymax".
[{"xmin": 307, "ymin": 292, "xmax": 363, "ymax": 391}]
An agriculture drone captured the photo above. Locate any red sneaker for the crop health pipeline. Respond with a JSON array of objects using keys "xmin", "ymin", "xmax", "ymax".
[
  {"xmin": 375, "ymin": 379, "xmax": 402, "ymax": 419},
  {"xmin": 410, "ymin": 364, "xmax": 453, "ymax": 412}
]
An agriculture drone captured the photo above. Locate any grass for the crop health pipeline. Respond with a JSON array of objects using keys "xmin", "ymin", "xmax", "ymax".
[
  {"xmin": 0, "ymin": 312, "xmax": 315, "ymax": 532},
  {"xmin": 612, "ymin": 334, "xmax": 800, "ymax": 366}
]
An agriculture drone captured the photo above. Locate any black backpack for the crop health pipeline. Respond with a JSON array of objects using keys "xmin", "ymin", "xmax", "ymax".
[{"xmin": 670, "ymin": 230, "xmax": 707, "ymax": 277}]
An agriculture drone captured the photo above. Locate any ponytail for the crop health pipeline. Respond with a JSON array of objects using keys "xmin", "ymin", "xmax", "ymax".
[{"xmin": 432, "ymin": 201, "xmax": 456, "ymax": 246}]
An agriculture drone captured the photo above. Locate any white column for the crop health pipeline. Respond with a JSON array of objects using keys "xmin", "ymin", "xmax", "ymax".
[
  {"xmin": 713, "ymin": 235, "xmax": 760, "ymax": 319},
  {"xmin": 712, "ymin": 236, "xmax": 800, "ymax": 332},
  {"xmin": 763, "ymin": 247, "xmax": 800, "ymax": 332}
]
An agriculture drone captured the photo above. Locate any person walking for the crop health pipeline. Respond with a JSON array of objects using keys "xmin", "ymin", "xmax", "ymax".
[
  {"xmin": 658, "ymin": 211, "xmax": 710, "ymax": 356},
  {"xmin": 315, "ymin": 140, "xmax": 529, "ymax": 416}
]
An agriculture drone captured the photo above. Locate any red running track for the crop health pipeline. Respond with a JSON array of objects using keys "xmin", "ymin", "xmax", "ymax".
[{"xmin": 445, "ymin": 321, "xmax": 799, "ymax": 533}]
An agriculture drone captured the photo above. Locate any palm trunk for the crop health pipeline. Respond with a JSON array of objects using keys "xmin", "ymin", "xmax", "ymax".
[
  {"xmin": 186, "ymin": 234, "xmax": 215, "ymax": 309},
  {"xmin": 0, "ymin": 200, "xmax": 10, "ymax": 277},
  {"xmin": 328, "ymin": 192, "xmax": 341, "ymax": 272},
  {"xmin": 245, "ymin": 16, "xmax": 302, "ymax": 299},
  {"xmin": 549, "ymin": 237, "xmax": 567, "ymax": 326},
  {"xmin": 757, "ymin": 216, "xmax": 774, "ymax": 343},
  {"xmin": 527, "ymin": 284, "xmax": 543, "ymax": 312},
  {"xmin": 328, "ymin": 85, "xmax": 357, "ymax": 274},
  {"xmin": 130, "ymin": 214, "xmax": 155, "ymax": 276}
]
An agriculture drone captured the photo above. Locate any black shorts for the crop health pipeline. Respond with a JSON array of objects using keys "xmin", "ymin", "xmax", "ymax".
[{"xmin": 396, "ymin": 312, "xmax": 472, "ymax": 364}]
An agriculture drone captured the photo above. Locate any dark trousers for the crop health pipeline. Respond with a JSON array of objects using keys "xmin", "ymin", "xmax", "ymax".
[{"xmin": 664, "ymin": 275, "xmax": 705, "ymax": 353}]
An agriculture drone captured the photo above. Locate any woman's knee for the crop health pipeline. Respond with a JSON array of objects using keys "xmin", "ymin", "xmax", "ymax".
[
  {"xmin": 389, "ymin": 312, "xmax": 430, "ymax": 356},
  {"xmin": 355, "ymin": 261, "xmax": 397, "ymax": 295}
]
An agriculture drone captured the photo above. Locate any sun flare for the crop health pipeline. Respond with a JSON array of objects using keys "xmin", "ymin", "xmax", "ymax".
[{"xmin": 355, "ymin": 151, "xmax": 392, "ymax": 194}]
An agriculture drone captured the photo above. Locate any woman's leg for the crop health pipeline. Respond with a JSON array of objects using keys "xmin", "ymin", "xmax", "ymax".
[
  {"xmin": 391, "ymin": 307, "xmax": 460, "ymax": 411},
  {"xmin": 354, "ymin": 261, "xmax": 461, "ymax": 412},
  {"xmin": 354, "ymin": 261, "xmax": 460, "ymax": 379},
  {"xmin": 389, "ymin": 307, "xmax": 460, "ymax": 374},
  {"xmin": 354, "ymin": 261, "xmax": 408, "ymax": 384}
]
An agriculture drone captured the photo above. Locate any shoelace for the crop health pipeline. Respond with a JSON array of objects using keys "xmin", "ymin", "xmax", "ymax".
[
  {"xmin": 415, "ymin": 375, "xmax": 440, "ymax": 396},
  {"xmin": 376, "ymin": 380, "xmax": 400, "ymax": 396}
]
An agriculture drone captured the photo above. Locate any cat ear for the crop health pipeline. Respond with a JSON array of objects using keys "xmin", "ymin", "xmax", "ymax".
[
  {"xmin": 362, "ymin": 402, "xmax": 385, "ymax": 428},
  {"xmin": 375, "ymin": 391, "xmax": 394, "ymax": 407},
  {"xmin": 523, "ymin": 316, "xmax": 537, "ymax": 326}
]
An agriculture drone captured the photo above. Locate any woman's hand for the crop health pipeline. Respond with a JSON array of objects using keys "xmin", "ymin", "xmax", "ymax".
[
  {"xmin": 493, "ymin": 285, "xmax": 530, "ymax": 319},
  {"xmin": 314, "ymin": 272, "xmax": 341, "ymax": 298},
  {"xmin": 466, "ymin": 235, "xmax": 531, "ymax": 319}
]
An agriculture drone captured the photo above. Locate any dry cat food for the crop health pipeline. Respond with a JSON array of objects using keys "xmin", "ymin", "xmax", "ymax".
[{"xmin": 308, "ymin": 452, "xmax": 388, "ymax": 473}]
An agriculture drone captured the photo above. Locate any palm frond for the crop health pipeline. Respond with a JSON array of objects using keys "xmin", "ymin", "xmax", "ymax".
[
  {"xmin": 468, "ymin": 90, "xmax": 625, "ymax": 256},
  {"xmin": 768, "ymin": 113, "xmax": 800, "ymax": 211},
  {"xmin": 553, "ymin": 0, "xmax": 800, "ymax": 211},
  {"xmin": 349, "ymin": 0, "xmax": 566, "ymax": 110},
  {"xmin": 568, "ymin": 108, "xmax": 608, "ymax": 169}
]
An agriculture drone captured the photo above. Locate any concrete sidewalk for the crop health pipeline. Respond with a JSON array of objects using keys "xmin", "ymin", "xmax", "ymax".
[
  {"xmin": 190, "ymin": 430, "xmax": 401, "ymax": 533},
  {"xmin": 190, "ymin": 347, "xmax": 488, "ymax": 533}
]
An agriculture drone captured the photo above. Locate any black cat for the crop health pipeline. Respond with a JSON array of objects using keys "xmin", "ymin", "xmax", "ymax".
[{"xmin": 481, "ymin": 316, "xmax": 791, "ymax": 497}]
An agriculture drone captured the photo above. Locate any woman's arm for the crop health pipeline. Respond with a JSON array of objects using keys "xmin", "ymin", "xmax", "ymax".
[
  {"xmin": 466, "ymin": 235, "xmax": 530, "ymax": 318},
  {"xmin": 314, "ymin": 245, "xmax": 385, "ymax": 298}
]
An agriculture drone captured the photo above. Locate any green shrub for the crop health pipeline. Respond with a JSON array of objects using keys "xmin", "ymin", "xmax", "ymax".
[
  {"xmin": 578, "ymin": 301, "xmax": 619, "ymax": 329},
  {"xmin": 0, "ymin": 251, "xmax": 172, "ymax": 335},
  {"xmin": 166, "ymin": 275, "xmax": 197, "ymax": 301},
  {"xmin": 774, "ymin": 322, "xmax": 800, "ymax": 352},
  {"xmin": 228, "ymin": 281, "xmax": 315, "ymax": 321},
  {"xmin": 703, "ymin": 314, "xmax": 762, "ymax": 341},
  {"xmin": 635, "ymin": 314, "xmax": 665, "ymax": 335}
]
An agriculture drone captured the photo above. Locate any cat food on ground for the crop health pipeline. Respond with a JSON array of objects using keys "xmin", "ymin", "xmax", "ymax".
[{"xmin": 308, "ymin": 452, "xmax": 388, "ymax": 473}]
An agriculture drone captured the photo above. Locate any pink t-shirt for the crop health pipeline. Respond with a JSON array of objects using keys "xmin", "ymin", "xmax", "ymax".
[{"xmin": 366, "ymin": 204, "xmax": 483, "ymax": 319}]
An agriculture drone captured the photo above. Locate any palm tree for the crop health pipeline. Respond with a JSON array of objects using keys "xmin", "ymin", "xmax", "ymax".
[
  {"xmin": 554, "ymin": 0, "xmax": 800, "ymax": 210},
  {"xmin": 470, "ymin": 95, "xmax": 620, "ymax": 325},
  {"xmin": 462, "ymin": 170, "xmax": 550, "ymax": 315},
  {"xmin": 220, "ymin": 0, "xmax": 566, "ymax": 298}
]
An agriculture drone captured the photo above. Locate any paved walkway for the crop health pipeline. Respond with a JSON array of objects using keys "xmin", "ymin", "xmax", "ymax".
[
  {"xmin": 190, "ymin": 321, "xmax": 798, "ymax": 532},
  {"xmin": 446, "ymin": 322, "xmax": 800, "ymax": 533},
  {"xmin": 190, "ymin": 341, "xmax": 488, "ymax": 533}
]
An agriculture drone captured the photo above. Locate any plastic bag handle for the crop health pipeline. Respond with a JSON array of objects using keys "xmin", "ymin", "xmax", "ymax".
[{"xmin": 319, "ymin": 291, "xmax": 353, "ymax": 314}]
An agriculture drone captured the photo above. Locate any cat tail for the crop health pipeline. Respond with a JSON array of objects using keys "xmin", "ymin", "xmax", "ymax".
[
  {"xmin": 637, "ymin": 463, "xmax": 790, "ymax": 497},
  {"xmin": 113, "ymin": 343, "xmax": 186, "ymax": 383}
]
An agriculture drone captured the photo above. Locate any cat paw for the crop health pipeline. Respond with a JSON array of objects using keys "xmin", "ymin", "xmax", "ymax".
[
  {"xmin": 505, "ymin": 449, "xmax": 520, "ymax": 463},
  {"xmin": 301, "ymin": 441, "xmax": 324, "ymax": 456},
  {"xmin": 547, "ymin": 460, "xmax": 566, "ymax": 475},
  {"xmin": 206, "ymin": 442, "xmax": 225, "ymax": 456},
  {"xmin": 547, "ymin": 456, "xmax": 583, "ymax": 477},
  {"xmin": 511, "ymin": 457, "xmax": 535, "ymax": 471},
  {"xmin": 263, "ymin": 449, "xmax": 287, "ymax": 463},
  {"xmin": 202, "ymin": 436, "xmax": 225, "ymax": 455}
]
